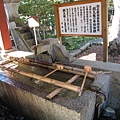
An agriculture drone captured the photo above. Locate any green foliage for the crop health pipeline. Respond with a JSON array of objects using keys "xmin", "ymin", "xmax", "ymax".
[
  {"xmin": 19, "ymin": 0, "xmax": 55, "ymax": 33},
  {"xmin": 18, "ymin": 0, "xmax": 77, "ymax": 39},
  {"xmin": 108, "ymin": 0, "xmax": 113, "ymax": 7},
  {"xmin": 18, "ymin": 0, "xmax": 102, "ymax": 51},
  {"xmin": 62, "ymin": 36, "xmax": 96, "ymax": 51}
]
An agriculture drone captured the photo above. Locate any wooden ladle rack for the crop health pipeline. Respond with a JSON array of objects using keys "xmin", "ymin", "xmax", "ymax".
[{"xmin": 0, "ymin": 57, "xmax": 97, "ymax": 99}]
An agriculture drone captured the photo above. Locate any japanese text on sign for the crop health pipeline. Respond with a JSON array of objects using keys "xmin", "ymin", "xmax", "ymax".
[{"xmin": 59, "ymin": 2, "xmax": 102, "ymax": 35}]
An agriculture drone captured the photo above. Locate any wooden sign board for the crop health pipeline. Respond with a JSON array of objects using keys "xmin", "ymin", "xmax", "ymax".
[
  {"xmin": 54, "ymin": 0, "xmax": 108, "ymax": 62},
  {"xmin": 54, "ymin": 0, "xmax": 104, "ymax": 37},
  {"xmin": 28, "ymin": 17, "xmax": 39, "ymax": 28}
]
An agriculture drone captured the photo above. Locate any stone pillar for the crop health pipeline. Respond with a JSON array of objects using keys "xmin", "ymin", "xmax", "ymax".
[{"xmin": 3, "ymin": 0, "xmax": 23, "ymax": 26}]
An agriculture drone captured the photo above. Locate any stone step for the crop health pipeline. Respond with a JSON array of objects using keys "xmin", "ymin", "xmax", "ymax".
[
  {"xmin": 21, "ymin": 32, "xmax": 33, "ymax": 40},
  {"xmin": 26, "ymin": 39, "xmax": 35, "ymax": 47},
  {"xmin": 15, "ymin": 26, "xmax": 30, "ymax": 34}
]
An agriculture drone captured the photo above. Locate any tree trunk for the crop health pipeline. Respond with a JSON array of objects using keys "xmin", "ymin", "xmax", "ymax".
[{"xmin": 108, "ymin": 0, "xmax": 120, "ymax": 56}]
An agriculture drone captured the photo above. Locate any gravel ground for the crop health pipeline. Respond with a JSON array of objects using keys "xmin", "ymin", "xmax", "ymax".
[
  {"xmin": 76, "ymin": 45, "xmax": 120, "ymax": 64},
  {"xmin": 0, "ymin": 102, "xmax": 26, "ymax": 120}
]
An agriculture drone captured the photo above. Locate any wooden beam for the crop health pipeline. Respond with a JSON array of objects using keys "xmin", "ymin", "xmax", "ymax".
[
  {"xmin": 53, "ymin": 63, "xmax": 97, "ymax": 75},
  {"xmin": 8, "ymin": 56, "xmax": 96, "ymax": 79},
  {"xmin": 102, "ymin": 0, "xmax": 108, "ymax": 62},
  {"xmin": 25, "ymin": 62, "xmax": 96, "ymax": 79},
  {"xmin": 46, "ymin": 75, "xmax": 80, "ymax": 99}
]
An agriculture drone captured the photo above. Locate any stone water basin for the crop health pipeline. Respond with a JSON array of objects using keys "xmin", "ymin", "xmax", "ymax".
[
  {"xmin": 6, "ymin": 63, "xmax": 94, "ymax": 99},
  {"xmin": 0, "ymin": 62, "xmax": 104, "ymax": 120}
]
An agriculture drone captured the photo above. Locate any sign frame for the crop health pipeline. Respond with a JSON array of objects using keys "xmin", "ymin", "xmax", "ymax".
[
  {"xmin": 54, "ymin": 0, "xmax": 105, "ymax": 37},
  {"xmin": 54, "ymin": 0, "xmax": 108, "ymax": 62}
]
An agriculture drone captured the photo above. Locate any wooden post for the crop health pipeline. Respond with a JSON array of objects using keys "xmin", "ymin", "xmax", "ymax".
[
  {"xmin": 0, "ymin": 0, "xmax": 12, "ymax": 50},
  {"xmin": 102, "ymin": 0, "xmax": 108, "ymax": 62},
  {"xmin": 33, "ymin": 27, "xmax": 38, "ymax": 45},
  {"xmin": 58, "ymin": 36, "xmax": 62, "ymax": 44},
  {"xmin": 54, "ymin": 5, "xmax": 62, "ymax": 44}
]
